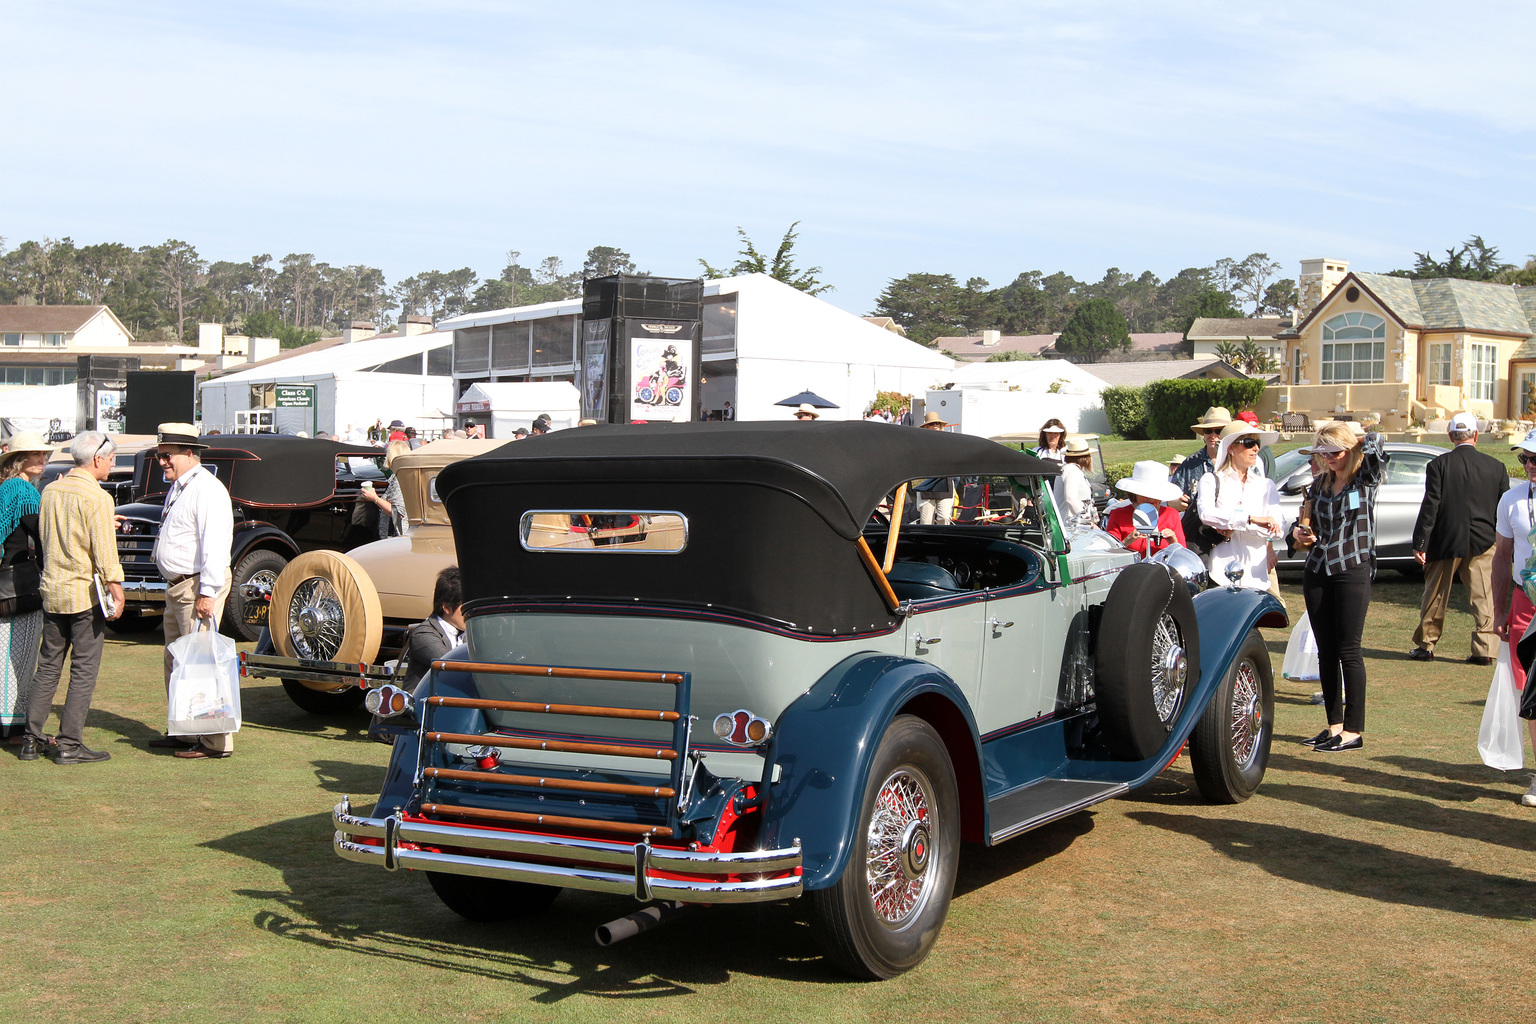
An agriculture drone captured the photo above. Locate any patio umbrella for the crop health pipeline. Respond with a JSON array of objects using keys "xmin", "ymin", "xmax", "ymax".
[{"xmin": 774, "ymin": 391, "xmax": 840, "ymax": 409}]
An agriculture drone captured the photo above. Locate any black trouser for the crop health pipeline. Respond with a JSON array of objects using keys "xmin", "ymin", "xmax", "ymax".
[
  {"xmin": 1303, "ymin": 562, "xmax": 1372, "ymax": 733},
  {"xmin": 25, "ymin": 609, "xmax": 105, "ymax": 751}
]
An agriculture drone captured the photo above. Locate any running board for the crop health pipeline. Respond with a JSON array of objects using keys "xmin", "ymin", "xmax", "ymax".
[{"xmin": 986, "ymin": 778, "xmax": 1128, "ymax": 844}]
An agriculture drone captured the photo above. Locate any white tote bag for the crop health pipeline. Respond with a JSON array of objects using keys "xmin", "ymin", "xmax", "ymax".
[
  {"xmin": 167, "ymin": 624, "xmax": 242, "ymax": 736},
  {"xmin": 1477, "ymin": 643, "xmax": 1523, "ymax": 771},
  {"xmin": 1282, "ymin": 612, "xmax": 1320, "ymax": 681}
]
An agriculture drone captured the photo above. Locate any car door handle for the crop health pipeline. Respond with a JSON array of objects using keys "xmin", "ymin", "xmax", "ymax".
[
  {"xmin": 913, "ymin": 632, "xmax": 941, "ymax": 646},
  {"xmin": 989, "ymin": 618, "xmax": 1014, "ymax": 630}
]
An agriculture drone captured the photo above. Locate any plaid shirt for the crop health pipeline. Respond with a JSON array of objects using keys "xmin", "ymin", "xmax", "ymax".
[{"xmin": 1304, "ymin": 432, "xmax": 1388, "ymax": 576}]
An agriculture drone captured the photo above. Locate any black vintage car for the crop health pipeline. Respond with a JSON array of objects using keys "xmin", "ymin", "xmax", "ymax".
[{"xmin": 113, "ymin": 435, "xmax": 388, "ymax": 640}]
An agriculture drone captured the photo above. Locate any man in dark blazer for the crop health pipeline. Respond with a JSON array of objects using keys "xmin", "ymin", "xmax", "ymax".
[
  {"xmin": 1410, "ymin": 413, "xmax": 1511, "ymax": 663},
  {"xmin": 401, "ymin": 567, "xmax": 464, "ymax": 687}
]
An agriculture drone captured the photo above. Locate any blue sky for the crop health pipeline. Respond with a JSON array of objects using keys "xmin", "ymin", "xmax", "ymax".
[{"xmin": 4, "ymin": 0, "xmax": 1534, "ymax": 316}]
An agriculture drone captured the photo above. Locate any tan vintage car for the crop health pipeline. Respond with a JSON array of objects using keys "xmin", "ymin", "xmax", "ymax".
[{"xmin": 245, "ymin": 438, "xmax": 510, "ymax": 713}]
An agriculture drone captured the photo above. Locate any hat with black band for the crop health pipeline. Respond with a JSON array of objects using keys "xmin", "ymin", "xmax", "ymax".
[{"xmin": 156, "ymin": 422, "xmax": 210, "ymax": 449}]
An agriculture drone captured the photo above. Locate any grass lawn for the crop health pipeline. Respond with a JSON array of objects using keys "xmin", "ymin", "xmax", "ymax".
[{"xmin": 3, "ymin": 581, "xmax": 1534, "ymax": 1023}]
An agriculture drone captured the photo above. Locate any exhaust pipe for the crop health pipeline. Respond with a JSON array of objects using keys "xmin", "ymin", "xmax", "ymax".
[{"xmin": 594, "ymin": 901, "xmax": 689, "ymax": 946}]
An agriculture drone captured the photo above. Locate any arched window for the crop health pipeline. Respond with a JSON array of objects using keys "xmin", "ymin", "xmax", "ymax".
[
  {"xmin": 1322, "ymin": 312, "xmax": 1386, "ymax": 340},
  {"xmin": 1320, "ymin": 312, "xmax": 1386, "ymax": 383}
]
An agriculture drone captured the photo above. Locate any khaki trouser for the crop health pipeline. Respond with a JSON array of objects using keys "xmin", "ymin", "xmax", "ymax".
[
  {"xmin": 1413, "ymin": 547, "xmax": 1497, "ymax": 658},
  {"xmin": 163, "ymin": 574, "xmax": 234, "ymax": 754}
]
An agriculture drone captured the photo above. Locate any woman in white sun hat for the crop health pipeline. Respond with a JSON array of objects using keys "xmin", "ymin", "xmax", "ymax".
[
  {"xmin": 1199, "ymin": 421, "xmax": 1284, "ymax": 593},
  {"xmin": 1105, "ymin": 461, "xmax": 1186, "ymax": 556}
]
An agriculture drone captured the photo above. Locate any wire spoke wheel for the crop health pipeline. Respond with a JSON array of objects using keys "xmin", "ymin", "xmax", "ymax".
[
  {"xmin": 289, "ymin": 577, "xmax": 346, "ymax": 661},
  {"xmin": 1190, "ymin": 628, "xmax": 1273, "ymax": 804},
  {"xmin": 1148, "ymin": 613, "xmax": 1187, "ymax": 727},
  {"xmin": 865, "ymin": 769, "xmax": 935, "ymax": 924},
  {"xmin": 810, "ymin": 715, "xmax": 958, "ymax": 979}
]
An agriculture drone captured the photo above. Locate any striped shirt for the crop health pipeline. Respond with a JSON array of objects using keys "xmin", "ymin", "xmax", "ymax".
[
  {"xmin": 39, "ymin": 467, "xmax": 124, "ymax": 615},
  {"xmin": 1304, "ymin": 432, "xmax": 1388, "ymax": 576}
]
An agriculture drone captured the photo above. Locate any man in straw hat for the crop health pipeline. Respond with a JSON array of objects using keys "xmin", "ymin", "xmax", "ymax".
[
  {"xmin": 1410, "ymin": 412, "xmax": 1509, "ymax": 664},
  {"xmin": 793, "ymin": 403, "xmax": 820, "ymax": 421},
  {"xmin": 22, "ymin": 431, "xmax": 124, "ymax": 764},
  {"xmin": 149, "ymin": 423, "xmax": 236, "ymax": 759},
  {"xmin": 911, "ymin": 412, "xmax": 955, "ymax": 524}
]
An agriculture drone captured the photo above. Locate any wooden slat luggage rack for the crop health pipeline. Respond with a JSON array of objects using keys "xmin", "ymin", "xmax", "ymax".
[{"xmin": 414, "ymin": 660, "xmax": 694, "ymax": 840}]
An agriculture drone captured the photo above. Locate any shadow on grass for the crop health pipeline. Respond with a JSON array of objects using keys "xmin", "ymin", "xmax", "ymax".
[
  {"xmin": 1267, "ymin": 750, "xmax": 1488, "ymax": 803},
  {"xmin": 237, "ymin": 680, "xmax": 373, "ymax": 743},
  {"xmin": 1374, "ymin": 754, "xmax": 1525, "ymax": 785},
  {"xmin": 953, "ymin": 811, "xmax": 1095, "ymax": 898},
  {"xmin": 1129, "ymin": 810, "xmax": 1536, "ymax": 919},
  {"xmin": 1262, "ymin": 781, "xmax": 1536, "ymax": 851},
  {"xmin": 205, "ymin": 809, "xmax": 846, "ymax": 996}
]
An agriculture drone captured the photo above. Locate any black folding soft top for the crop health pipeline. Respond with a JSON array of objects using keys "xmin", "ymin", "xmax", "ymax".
[
  {"xmin": 438, "ymin": 421, "xmax": 1055, "ymax": 540},
  {"xmin": 139, "ymin": 435, "xmax": 384, "ymax": 508},
  {"xmin": 437, "ymin": 422, "xmax": 1057, "ymax": 637}
]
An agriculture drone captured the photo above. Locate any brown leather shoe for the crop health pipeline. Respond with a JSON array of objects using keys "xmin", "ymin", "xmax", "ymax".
[
  {"xmin": 1468, "ymin": 655, "xmax": 1495, "ymax": 666},
  {"xmin": 173, "ymin": 747, "xmax": 231, "ymax": 759}
]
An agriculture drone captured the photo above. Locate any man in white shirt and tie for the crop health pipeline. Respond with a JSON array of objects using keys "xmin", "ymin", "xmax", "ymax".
[{"xmin": 149, "ymin": 423, "xmax": 236, "ymax": 759}]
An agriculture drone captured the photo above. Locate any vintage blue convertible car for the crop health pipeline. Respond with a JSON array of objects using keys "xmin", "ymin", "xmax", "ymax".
[{"xmin": 332, "ymin": 422, "xmax": 1284, "ymax": 979}]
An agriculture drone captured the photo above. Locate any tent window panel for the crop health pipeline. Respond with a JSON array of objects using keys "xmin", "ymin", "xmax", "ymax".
[
  {"xmin": 368, "ymin": 353, "xmax": 426, "ymax": 375},
  {"xmin": 454, "ymin": 326, "xmax": 490, "ymax": 374},
  {"xmin": 703, "ymin": 299, "xmax": 737, "ymax": 357},
  {"xmin": 491, "ymin": 323, "xmax": 530, "ymax": 374},
  {"xmin": 532, "ymin": 316, "xmax": 575, "ymax": 369},
  {"xmin": 427, "ymin": 345, "xmax": 452, "ymax": 376}
]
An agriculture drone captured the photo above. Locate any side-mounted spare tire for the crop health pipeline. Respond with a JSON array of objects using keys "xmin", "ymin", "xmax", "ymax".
[
  {"xmin": 1094, "ymin": 561, "xmax": 1200, "ymax": 761},
  {"xmin": 269, "ymin": 550, "xmax": 383, "ymax": 714}
]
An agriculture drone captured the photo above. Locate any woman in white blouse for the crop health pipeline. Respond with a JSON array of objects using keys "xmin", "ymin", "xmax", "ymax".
[
  {"xmin": 1053, "ymin": 437, "xmax": 1098, "ymax": 531},
  {"xmin": 1198, "ymin": 422, "xmax": 1283, "ymax": 592}
]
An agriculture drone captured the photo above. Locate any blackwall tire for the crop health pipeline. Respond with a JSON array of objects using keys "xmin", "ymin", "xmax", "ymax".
[
  {"xmin": 223, "ymin": 548, "xmax": 289, "ymax": 643},
  {"xmin": 425, "ymin": 871, "xmax": 560, "ymax": 922},
  {"xmin": 269, "ymin": 550, "xmax": 383, "ymax": 666},
  {"xmin": 809, "ymin": 715, "xmax": 959, "ymax": 980},
  {"xmin": 279, "ymin": 678, "xmax": 367, "ymax": 715},
  {"xmin": 1188, "ymin": 628, "xmax": 1273, "ymax": 804},
  {"xmin": 1095, "ymin": 561, "xmax": 1200, "ymax": 761}
]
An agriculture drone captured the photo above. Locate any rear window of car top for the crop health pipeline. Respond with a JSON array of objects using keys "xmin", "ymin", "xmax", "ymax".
[{"xmin": 518, "ymin": 511, "xmax": 688, "ymax": 554}]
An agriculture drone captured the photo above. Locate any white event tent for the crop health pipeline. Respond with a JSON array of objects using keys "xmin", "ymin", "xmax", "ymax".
[
  {"xmin": 0, "ymin": 383, "xmax": 78, "ymax": 438},
  {"xmin": 199, "ymin": 331, "xmax": 454, "ymax": 437},
  {"xmin": 925, "ymin": 360, "xmax": 1115, "ymax": 437}
]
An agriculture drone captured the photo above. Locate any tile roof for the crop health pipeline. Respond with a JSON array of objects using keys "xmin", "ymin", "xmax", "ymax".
[
  {"xmin": 0, "ymin": 305, "xmax": 108, "ymax": 333},
  {"xmin": 1080, "ymin": 358, "xmax": 1243, "ymax": 388},
  {"xmin": 1350, "ymin": 273, "xmax": 1534, "ymax": 336},
  {"xmin": 941, "ymin": 332, "xmax": 1185, "ymax": 362},
  {"xmin": 1186, "ymin": 317, "xmax": 1288, "ymax": 339},
  {"xmin": 1513, "ymin": 292, "xmax": 1536, "ymax": 359}
]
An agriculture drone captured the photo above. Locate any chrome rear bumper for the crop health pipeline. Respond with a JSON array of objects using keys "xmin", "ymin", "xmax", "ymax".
[
  {"xmin": 122, "ymin": 580, "xmax": 168, "ymax": 604},
  {"xmin": 332, "ymin": 796, "xmax": 803, "ymax": 904}
]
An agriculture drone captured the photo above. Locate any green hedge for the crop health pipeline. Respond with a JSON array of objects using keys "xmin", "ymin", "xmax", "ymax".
[
  {"xmin": 1104, "ymin": 462, "xmax": 1136, "ymax": 491},
  {"xmin": 1101, "ymin": 385, "xmax": 1148, "ymax": 439},
  {"xmin": 1143, "ymin": 378, "xmax": 1267, "ymax": 439}
]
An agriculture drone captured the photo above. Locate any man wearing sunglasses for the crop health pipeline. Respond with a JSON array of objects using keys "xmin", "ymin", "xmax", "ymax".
[
  {"xmin": 149, "ymin": 423, "xmax": 235, "ymax": 759},
  {"xmin": 1410, "ymin": 412, "xmax": 1509, "ymax": 664}
]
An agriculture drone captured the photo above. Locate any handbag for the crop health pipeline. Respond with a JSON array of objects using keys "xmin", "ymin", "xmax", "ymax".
[
  {"xmin": 167, "ymin": 623, "xmax": 242, "ymax": 736},
  {"xmin": 1181, "ymin": 475, "xmax": 1226, "ymax": 555},
  {"xmin": 1479, "ymin": 645, "xmax": 1524, "ymax": 769},
  {"xmin": 0, "ymin": 555, "xmax": 42, "ymax": 618}
]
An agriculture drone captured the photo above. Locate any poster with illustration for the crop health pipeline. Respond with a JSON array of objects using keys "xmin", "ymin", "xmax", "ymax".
[
  {"xmin": 581, "ymin": 320, "xmax": 608, "ymax": 423},
  {"xmin": 628, "ymin": 327, "xmax": 692, "ymax": 423},
  {"xmin": 96, "ymin": 388, "xmax": 124, "ymax": 433}
]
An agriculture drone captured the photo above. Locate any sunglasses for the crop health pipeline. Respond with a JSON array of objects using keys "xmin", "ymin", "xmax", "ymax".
[
  {"xmin": 155, "ymin": 449, "xmax": 186, "ymax": 462},
  {"xmin": 1233, "ymin": 437, "xmax": 1262, "ymax": 450},
  {"xmin": 1519, "ymin": 454, "xmax": 1536, "ymax": 466},
  {"xmin": 1201, "ymin": 428, "xmax": 1223, "ymax": 437}
]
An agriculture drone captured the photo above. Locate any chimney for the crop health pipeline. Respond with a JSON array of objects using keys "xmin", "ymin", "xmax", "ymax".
[
  {"xmin": 341, "ymin": 321, "xmax": 377, "ymax": 344},
  {"xmin": 399, "ymin": 315, "xmax": 434, "ymax": 337},
  {"xmin": 1296, "ymin": 258, "xmax": 1349, "ymax": 323},
  {"xmin": 980, "ymin": 330, "xmax": 1001, "ymax": 347}
]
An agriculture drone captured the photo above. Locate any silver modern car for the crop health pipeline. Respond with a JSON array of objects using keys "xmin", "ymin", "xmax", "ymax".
[{"xmin": 1269, "ymin": 441, "xmax": 1449, "ymax": 571}]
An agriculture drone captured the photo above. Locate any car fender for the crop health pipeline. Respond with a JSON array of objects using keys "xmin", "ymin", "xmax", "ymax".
[
  {"xmin": 755, "ymin": 653, "xmax": 983, "ymax": 892},
  {"xmin": 373, "ymin": 648, "xmax": 476, "ymax": 813},
  {"xmin": 231, "ymin": 522, "xmax": 301, "ymax": 562}
]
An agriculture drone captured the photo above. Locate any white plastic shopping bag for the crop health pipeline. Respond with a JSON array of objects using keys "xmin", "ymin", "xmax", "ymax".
[
  {"xmin": 167, "ymin": 624, "xmax": 242, "ymax": 736},
  {"xmin": 1282, "ymin": 611, "xmax": 1320, "ymax": 681},
  {"xmin": 1477, "ymin": 643, "xmax": 1523, "ymax": 771}
]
